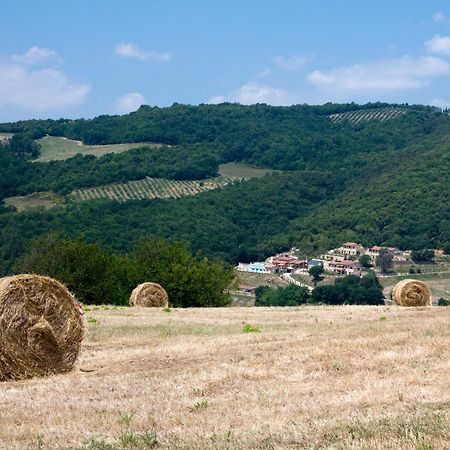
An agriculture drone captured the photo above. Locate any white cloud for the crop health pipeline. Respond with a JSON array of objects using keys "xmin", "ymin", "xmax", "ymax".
[
  {"xmin": 431, "ymin": 98, "xmax": 450, "ymax": 109},
  {"xmin": 12, "ymin": 46, "xmax": 60, "ymax": 65},
  {"xmin": 273, "ymin": 54, "xmax": 308, "ymax": 71},
  {"xmin": 208, "ymin": 83, "xmax": 298, "ymax": 106},
  {"xmin": 425, "ymin": 35, "xmax": 450, "ymax": 56},
  {"xmin": 0, "ymin": 47, "xmax": 89, "ymax": 111},
  {"xmin": 115, "ymin": 42, "xmax": 171, "ymax": 62},
  {"xmin": 114, "ymin": 92, "xmax": 145, "ymax": 114},
  {"xmin": 433, "ymin": 12, "xmax": 446, "ymax": 23},
  {"xmin": 307, "ymin": 56, "xmax": 450, "ymax": 93}
]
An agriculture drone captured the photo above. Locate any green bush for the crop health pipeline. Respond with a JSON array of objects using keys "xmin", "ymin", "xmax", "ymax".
[
  {"xmin": 15, "ymin": 233, "xmax": 134, "ymax": 305},
  {"xmin": 310, "ymin": 273, "xmax": 384, "ymax": 305},
  {"xmin": 16, "ymin": 234, "xmax": 234, "ymax": 307},
  {"xmin": 255, "ymin": 284, "xmax": 310, "ymax": 306}
]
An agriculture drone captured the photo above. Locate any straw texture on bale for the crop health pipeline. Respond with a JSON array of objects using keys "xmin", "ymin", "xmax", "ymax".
[
  {"xmin": 391, "ymin": 279, "xmax": 431, "ymax": 307},
  {"xmin": 129, "ymin": 282, "xmax": 169, "ymax": 307},
  {"xmin": 0, "ymin": 274, "xmax": 84, "ymax": 381}
]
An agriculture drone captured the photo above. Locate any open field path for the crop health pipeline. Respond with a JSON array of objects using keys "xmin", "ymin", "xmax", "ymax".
[{"xmin": 0, "ymin": 306, "xmax": 449, "ymax": 449}]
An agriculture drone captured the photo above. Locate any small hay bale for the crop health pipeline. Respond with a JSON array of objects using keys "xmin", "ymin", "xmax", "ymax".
[
  {"xmin": 391, "ymin": 279, "xmax": 431, "ymax": 307},
  {"xmin": 129, "ymin": 282, "xmax": 169, "ymax": 307},
  {"xmin": 0, "ymin": 274, "xmax": 84, "ymax": 381}
]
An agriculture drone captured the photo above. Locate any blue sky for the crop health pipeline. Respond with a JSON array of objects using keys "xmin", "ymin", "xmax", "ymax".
[{"xmin": 1, "ymin": 0, "xmax": 450, "ymax": 121}]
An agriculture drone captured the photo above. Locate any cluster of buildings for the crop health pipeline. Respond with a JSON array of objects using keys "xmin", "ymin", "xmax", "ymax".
[
  {"xmin": 237, "ymin": 250, "xmax": 307, "ymax": 275},
  {"xmin": 237, "ymin": 242, "xmax": 411, "ymax": 277}
]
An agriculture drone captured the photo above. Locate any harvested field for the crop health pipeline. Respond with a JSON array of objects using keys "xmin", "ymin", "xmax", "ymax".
[
  {"xmin": 381, "ymin": 272, "xmax": 450, "ymax": 302},
  {"xmin": 0, "ymin": 306, "xmax": 449, "ymax": 449}
]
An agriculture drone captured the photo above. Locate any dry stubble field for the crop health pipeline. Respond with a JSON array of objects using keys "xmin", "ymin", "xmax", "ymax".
[{"xmin": 0, "ymin": 306, "xmax": 449, "ymax": 449}]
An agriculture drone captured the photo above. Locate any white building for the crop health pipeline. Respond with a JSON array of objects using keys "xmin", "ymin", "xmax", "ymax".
[{"xmin": 236, "ymin": 262, "xmax": 268, "ymax": 273}]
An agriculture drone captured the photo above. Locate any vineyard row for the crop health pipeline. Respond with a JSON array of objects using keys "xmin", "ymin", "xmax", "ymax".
[
  {"xmin": 70, "ymin": 176, "xmax": 239, "ymax": 203},
  {"xmin": 329, "ymin": 108, "xmax": 407, "ymax": 123}
]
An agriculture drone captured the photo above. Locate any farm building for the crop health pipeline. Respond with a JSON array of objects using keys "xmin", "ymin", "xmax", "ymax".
[{"xmin": 265, "ymin": 255, "xmax": 307, "ymax": 274}]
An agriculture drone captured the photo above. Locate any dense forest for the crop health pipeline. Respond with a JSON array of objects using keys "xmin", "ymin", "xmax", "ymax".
[{"xmin": 0, "ymin": 102, "xmax": 448, "ymax": 275}]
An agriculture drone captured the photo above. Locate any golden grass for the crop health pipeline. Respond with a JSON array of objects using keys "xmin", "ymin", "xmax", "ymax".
[{"xmin": 0, "ymin": 306, "xmax": 449, "ymax": 449}]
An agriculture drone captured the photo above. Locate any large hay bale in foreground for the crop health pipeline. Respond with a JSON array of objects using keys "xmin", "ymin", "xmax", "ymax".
[
  {"xmin": 129, "ymin": 282, "xmax": 169, "ymax": 307},
  {"xmin": 0, "ymin": 275, "xmax": 84, "ymax": 381},
  {"xmin": 391, "ymin": 279, "xmax": 431, "ymax": 307}
]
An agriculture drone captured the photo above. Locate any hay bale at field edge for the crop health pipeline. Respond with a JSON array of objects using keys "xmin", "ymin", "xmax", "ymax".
[
  {"xmin": 0, "ymin": 274, "xmax": 84, "ymax": 381},
  {"xmin": 129, "ymin": 282, "xmax": 169, "ymax": 307},
  {"xmin": 391, "ymin": 279, "xmax": 431, "ymax": 307}
]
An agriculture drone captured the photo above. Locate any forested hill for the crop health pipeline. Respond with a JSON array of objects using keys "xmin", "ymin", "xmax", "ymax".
[{"xmin": 0, "ymin": 102, "xmax": 448, "ymax": 273}]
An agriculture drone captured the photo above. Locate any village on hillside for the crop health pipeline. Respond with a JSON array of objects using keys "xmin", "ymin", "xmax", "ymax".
[
  {"xmin": 234, "ymin": 242, "xmax": 450, "ymax": 300},
  {"xmin": 237, "ymin": 242, "xmax": 412, "ymax": 277}
]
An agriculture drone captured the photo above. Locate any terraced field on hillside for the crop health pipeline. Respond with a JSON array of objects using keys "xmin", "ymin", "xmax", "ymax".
[
  {"xmin": 70, "ymin": 176, "xmax": 239, "ymax": 203},
  {"xmin": 329, "ymin": 107, "xmax": 407, "ymax": 123}
]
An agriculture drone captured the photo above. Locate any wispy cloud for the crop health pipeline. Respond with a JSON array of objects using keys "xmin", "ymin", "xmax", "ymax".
[
  {"xmin": 273, "ymin": 54, "xmax": 309, "ymax": 71},
  {"xmin": 114, "ymin": 92, "xmax": 145, "ymax": 114},
  {"xmin": 0, "ymin": 47, "xmax": 89, "ymax": 111},
  {"xmin": 12, "ymin": 46, "xmax": 60, "ymax": 65},
  {"xmin": 115, "ymin": 42, "xmax": 172, "ymax": 62},
  {"xmin": 208, "ymin": 83, "xmax": 299, "ymax": 106},
  {"xmin": 425, "ymin": 35, "xmax": 450, "ymax": 56},
  {"xmin": 307, "ymin": 56, "xmax": 450, "ymax": 94}
]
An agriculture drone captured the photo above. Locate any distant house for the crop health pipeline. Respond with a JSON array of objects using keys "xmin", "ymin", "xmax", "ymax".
[
  {"xmin": 321, "ymin": 252, "xmax": 346, "ymax": 262},
  {"xmin": 367, "ymin": 246, "xmax": 398, "ymax": 261},
  {"xmin": 328, "ymin": 260, "xmax": 362, "ymax": 276},
  {"xmin": 338, "ymin": 242, "xmax": 365, "ymax": 256},
  {"xmin": 236, "ymin": 262, "xmax": 268, "ymax": 273}
]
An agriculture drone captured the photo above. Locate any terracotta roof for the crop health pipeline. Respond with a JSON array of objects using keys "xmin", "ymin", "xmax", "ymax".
[
  {"xmin": 342, "ymin": 242, "xmax": 358, "ymax": 247},
  {"xmin": 330, "ymin": 260, "xmax": 361, "ymax": 267}
]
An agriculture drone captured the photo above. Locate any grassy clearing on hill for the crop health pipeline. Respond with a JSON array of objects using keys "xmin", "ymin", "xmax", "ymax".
[
  {"xmin": 35, "ymin": 136, "xmax": 160, "ymax": 162},
  {"xmin": 218, "ymin": 162, "xmax": 277, "ymax": 179},
  {"xmin": 1, "ymin": 306, "xmax": 448, "ymax": 449},
  {"xmin": 4, "ymin": 192, "xmax": 63, "ymax": 212}
]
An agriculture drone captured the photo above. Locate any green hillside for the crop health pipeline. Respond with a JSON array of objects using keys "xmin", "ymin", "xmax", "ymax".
[{"xmin": 0, "ymin": 103, "xmax": 448, "ymax": 274}]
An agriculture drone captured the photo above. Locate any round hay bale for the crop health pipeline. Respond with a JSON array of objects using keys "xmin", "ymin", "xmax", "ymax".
[
  {"xmin": 129, "ymin": 282, "xmax": 169, "ymax": 307},
  {"xmin": 0, "ymin": 274, "xmax": 84, "ymax": 381},
  {"xmin": 391, "ymin": 279, "xmax": 431, "ymax": 307}
]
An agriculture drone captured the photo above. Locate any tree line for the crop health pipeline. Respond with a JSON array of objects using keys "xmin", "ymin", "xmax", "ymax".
[
  {"xmin": 255, "ymin": 273, "xmax": 384, "ymax": 306},
  {"xmin": 16, "ymin": 234, "xmax": 234, "ymax": 307}
]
